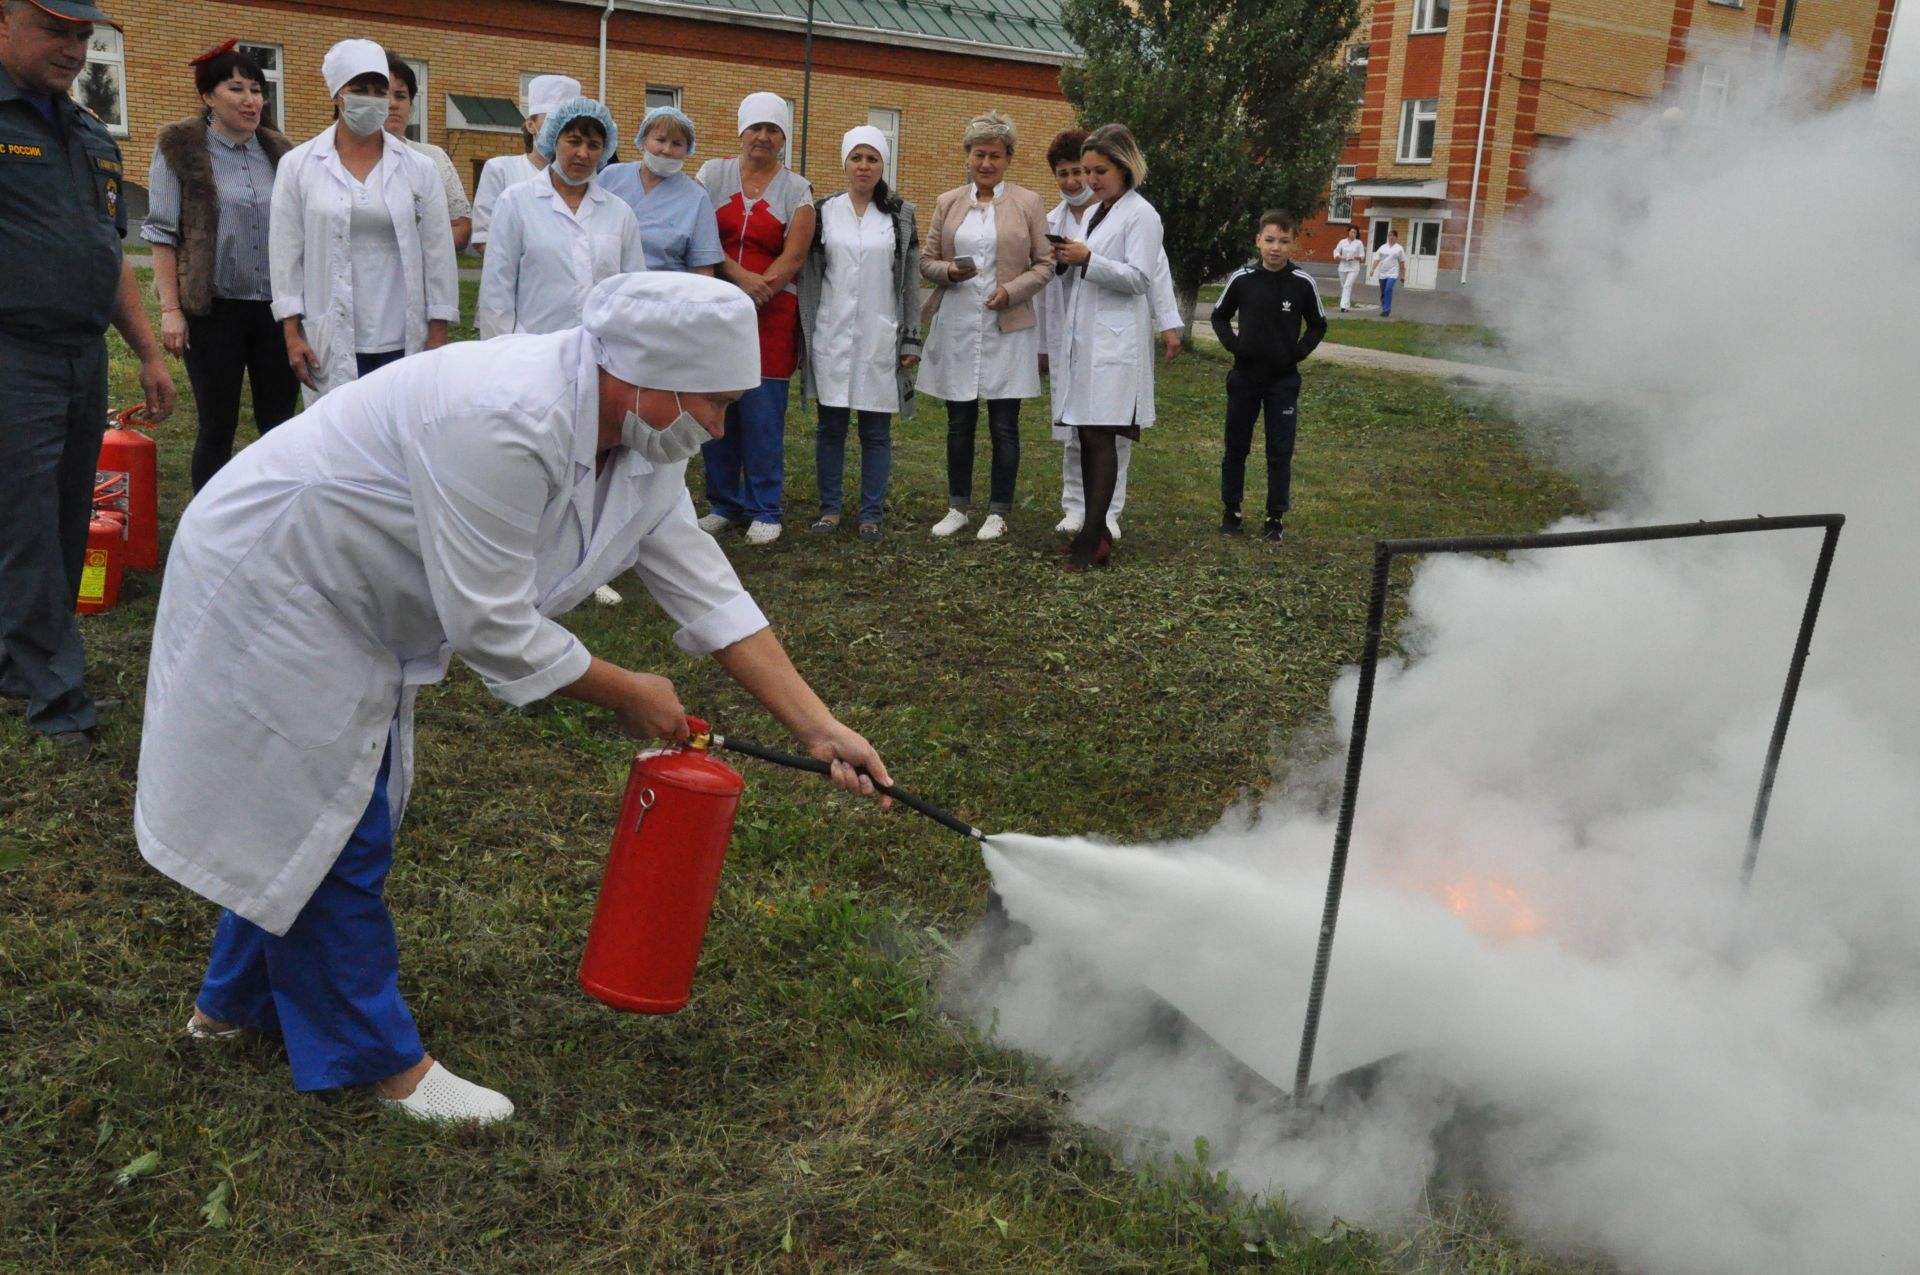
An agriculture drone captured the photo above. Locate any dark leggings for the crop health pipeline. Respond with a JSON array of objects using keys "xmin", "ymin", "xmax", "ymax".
[
  {"xmin": 944, "ymin": 397, "xmax": 1021, "ymax": 513},
  {"xmin": 1070, "ymin": 428, "xmax": 1121, "ymax": 566},
  {"xmin": 182, "ymin": 299, "xmax": 299, "ymax": 492}
]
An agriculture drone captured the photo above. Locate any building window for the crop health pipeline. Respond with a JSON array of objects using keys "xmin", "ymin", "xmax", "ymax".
[
  {"xmin": 645, "ymin": 85, "xmax": 681, "ymax": 112},
  {"xmin": 1344, "ymin": 43, "xmax": 1370, "ymax": 110},
  {"xmin": 780, "ymin": 96, "xmax": 796, "ymax": 167},
  {"xmin": 401, "ymin": 58, "xmax": 429, "ymax": 142},
  {"xmin": 519, "ymin": 71, "xmax": 562, "ymax": 117},
  {"xmin": 868, "ymin": 107, "xmax": 901, "ymax": 185},
  {"xmin": 1412, "ymin": 0, "xmax": 1450, "ymax": 34},
  {"xmin": 1398, "ymin": 98, "xmax": 1438, "ymax": 163},
  {"xmin": 1697, "ymin": 65, "xmax": 1730, "ymax": 124},
  {"xmin": 72, "ymin": 26, "xmax": 127, "ymax": 136},
  {"xmin": 237, "ymin": 42, "xmax": 283, "ymax": 132},
  {"xmin": 1329, "ymin": 165, "xmax": 1357, "ymax": 223}
]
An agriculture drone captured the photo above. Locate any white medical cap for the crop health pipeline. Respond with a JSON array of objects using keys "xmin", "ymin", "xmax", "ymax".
[
  {"xmin": 840, "ymin": 124, "xmax": 889, "ymax": 166},
  {"xmin": 536, "ymin": 97, "xmax": 618, "ymax": 169},
  {"xmin": 524, "ymin": 74, "xmax": 582, "ymax": 119},
  {"xmin": 737, "ymin": 92, "xmax": 791, "ymax": 139},
  {"xmin": 322, "ymin": 39, "xmax": 387, "ymax": 99},
  {"xmin": 583, "ymin": 273, "xmax": 761, "ymax": 394}
]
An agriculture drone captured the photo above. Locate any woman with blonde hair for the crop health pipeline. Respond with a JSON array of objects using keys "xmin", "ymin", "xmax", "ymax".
[
  {"xmin": 917, "ymin": 110, "xmax": 1054, "ymax": 542},
  {"xmin": 1050, "ymin": 124, "xmax": 1162, "ymax": 571}
]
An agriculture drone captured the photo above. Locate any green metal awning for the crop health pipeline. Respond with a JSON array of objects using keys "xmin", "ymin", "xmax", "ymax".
[{"xmin": 447, "ymin": 94, "xmax": 524, "ymax": 129}]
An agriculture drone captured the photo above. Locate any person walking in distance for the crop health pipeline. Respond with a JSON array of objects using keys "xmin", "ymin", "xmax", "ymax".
[
  {"xmin": 1370, "ymin": 228, "xmax": 1406, "ymax": 319},
  {"xmin": 1209, "ymin": 210, "xmax": 1326, "ymax": 543},
  {"xmin": 1332, "ymin": 225, "xmax": 1365, "ymax": 312}
]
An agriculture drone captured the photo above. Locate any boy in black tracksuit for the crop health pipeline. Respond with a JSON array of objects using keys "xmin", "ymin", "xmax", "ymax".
[{"xmin": 1209, "ymin": 210, "xmax": 1328, "ymax": 541}]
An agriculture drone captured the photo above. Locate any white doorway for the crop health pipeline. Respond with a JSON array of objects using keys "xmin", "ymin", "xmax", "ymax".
[{"xmin": 1407, "ymin": 218, "xmax": 1442, "ymax": 289}]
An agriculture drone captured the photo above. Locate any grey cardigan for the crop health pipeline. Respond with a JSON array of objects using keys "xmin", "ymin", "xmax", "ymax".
[{"xmin": 796, "ymin": 193, "xmax": 921, "ymax": 419}]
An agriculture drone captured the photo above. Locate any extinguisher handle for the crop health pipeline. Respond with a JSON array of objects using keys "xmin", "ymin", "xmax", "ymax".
[
  {"xmin": 706, "ymin": 732, "xmax": 985, "ymax": 842},
  {"xmin": 112, "ymin": 405, "xmax": 156, "ymax": 432}
]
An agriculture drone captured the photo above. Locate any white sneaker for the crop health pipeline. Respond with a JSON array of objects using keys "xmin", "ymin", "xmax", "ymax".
[
  {"xmin": 696, "ymin": 513, "xmax": 733, "ymax": 533},
  {"xmin": 745, "ymin": 521, "xmax": 782, "ymax": 545},
  {"xmin": 592, "ymin": 584, "xmax": 623, "ymax": 606},
  {"xmin": 381, "ymin": 1062, "xmax": 515, "ymax": 1125},
  {"xmin": 1054, "ymin": 515, "xmax": 1083, "ymax": 535},
  {"xmin": 930, "ymin": 509, "xmax": 969, "ymax": 538},
  {"xmin": 975, "ymin": 513, "xmax": 1009, "ymax": 541}
]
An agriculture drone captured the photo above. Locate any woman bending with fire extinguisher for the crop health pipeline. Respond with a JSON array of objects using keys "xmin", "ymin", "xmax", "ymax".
[{"xmin": 134, "ymin": 273, "xmax": 891, "ymax": 1125}]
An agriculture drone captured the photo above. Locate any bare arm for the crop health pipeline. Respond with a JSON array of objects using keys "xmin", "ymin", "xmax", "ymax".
[
  {"xmin": 713, "ymin": 627, "xmax": 893, "ymax": 799},
  {"xmin": 762, "ymin": 202, "xmax": 816, "ymax": 294},
  {"xmin": 149, "ymin": 243, "xmax": 188, "ymax": 357},
  {"xmin": 556, "ymin": 656, "xmax": 690, "ymax": 743}
]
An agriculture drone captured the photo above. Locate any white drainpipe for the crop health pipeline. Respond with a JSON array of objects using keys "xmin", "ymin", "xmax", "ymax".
[
  {"xmin": 599, "ymin": 0, "xmax": 618, "ymax": 100},
  {"xmin": 1459, "ymin": 0, "xmax": 1507, "ymax": 284}
]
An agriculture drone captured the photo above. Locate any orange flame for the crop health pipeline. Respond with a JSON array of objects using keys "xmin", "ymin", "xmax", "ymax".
[{"xmin": 1439, "ymin": 876, "xmax": 1542, "ymax": 943}]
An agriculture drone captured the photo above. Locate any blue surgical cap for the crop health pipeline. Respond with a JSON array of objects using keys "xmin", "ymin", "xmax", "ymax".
[
  {"xmin": 535, "ymin": 97, "xmax": 619, "ymax": 170},
  {"xmin": 638, "ymin": 105, "xmax": 697, "ymax": 154}
]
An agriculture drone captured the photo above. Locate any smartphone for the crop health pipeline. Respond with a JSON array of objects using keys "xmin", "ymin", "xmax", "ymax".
[
  {"xmin": 952, "ymin": 255, "xmax": 976, "ymax": 272},
  {"xmin": 1044, "ymin": 233, "xmax": 1068, "ymax": 245}
]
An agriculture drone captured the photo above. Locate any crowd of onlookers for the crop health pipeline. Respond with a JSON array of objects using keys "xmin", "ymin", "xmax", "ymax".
[{"xmin": 3, "ymin": 7, "xmax": 1345, "ymax": 755}]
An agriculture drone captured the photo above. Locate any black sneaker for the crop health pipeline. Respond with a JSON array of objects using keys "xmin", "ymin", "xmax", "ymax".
[
  {"xmin": 1219, "ymin": 510, "xmax": 1244, "ymax": 536},
  {"xmin": 1262, "ymin": 519, "xmax": 1285, "ymax": 543}
]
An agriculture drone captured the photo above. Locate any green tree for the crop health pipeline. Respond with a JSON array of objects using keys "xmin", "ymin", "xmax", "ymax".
[{"xmin": 1059, "ymin": 0, "xmax": 1365, "ymax": 327}]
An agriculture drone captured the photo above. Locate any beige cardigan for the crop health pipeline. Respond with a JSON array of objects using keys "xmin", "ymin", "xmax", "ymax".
[{"xmin": 918, "ymin": 181, "xmax": 1055, "ymax": 334}]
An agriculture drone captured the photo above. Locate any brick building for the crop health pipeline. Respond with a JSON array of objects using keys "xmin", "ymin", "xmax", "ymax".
[
  {"xmin": 79, "ymin": 0, "xmax": 1077, "ymax": 219},
  {"xmin": 1306, "ymin": 0, "xmax": 1899, "ymax": 292}
]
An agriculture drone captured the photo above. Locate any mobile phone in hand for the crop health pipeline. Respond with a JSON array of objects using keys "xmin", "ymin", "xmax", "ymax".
[
  {"xmin": 952, "ymin": 255, "xmax": 976, "ymax": 273},
  {"xmin": 1044, "ymin": 233, "xmax": 1068, "ymax": 245}
]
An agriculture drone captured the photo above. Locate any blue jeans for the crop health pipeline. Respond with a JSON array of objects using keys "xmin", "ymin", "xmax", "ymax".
[
  {"xmin": 702, "ymin": 376, "xmax": 790, "ymax": 524},
  {"xmin": 195, "ymin": 748, "xmax": 425, "ymax": 1092},
  {"xmin": 814, "ymin": 405, "xmax": 892, "ymax": 525},
  {"xmin": 1379, "ymin": 277, "xmax": 1397, "ymax": 316}
]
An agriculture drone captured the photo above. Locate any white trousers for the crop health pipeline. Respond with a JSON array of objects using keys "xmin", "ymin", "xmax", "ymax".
[
  {"xmin": 1060, "ymin": 431, "xmax": 1132, "ymax": 532},
  {"xmin": 1338, "ymin": 262, "xmax": 1362, "ymax": 309}
]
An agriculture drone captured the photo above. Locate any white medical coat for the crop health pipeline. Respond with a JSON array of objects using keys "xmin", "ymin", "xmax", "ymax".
[
  {"xmin": 269, "ymin": 128, "xmax": 459, "ymax": 402},
  {"xmin": 1036, "ymin": 197, "xmax": 1179, "ymax": 431},
  {"xmin": 476, "ymin": 176, "xmax": 647, "ymax": 338},
  {"xmin": 1052, "ymin": 189, "xmax": 1163, "ymax": 429},
  {"xmin": 134, "ymin": 331, "xmax": 770, "ymax": 936},
  {"xmin": 472, "ymin": 152, "xmax": 541, "ymax": 247},
  {"xmin": 810, "ymin": 193, "xmax": 900, "ymax": 414}
]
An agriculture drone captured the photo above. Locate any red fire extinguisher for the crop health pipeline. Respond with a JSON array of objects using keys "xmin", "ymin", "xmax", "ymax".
[
  {"xmin": 75, "ymin": 507, "xmax": 127, "ymax": 615},
  {"xmin": 98, "ymin": 406, "xmax": 159, "ymax": 572},
  {"xmin": 579, "ymin": 717, "xmax": 744, "ymax": 1013}
]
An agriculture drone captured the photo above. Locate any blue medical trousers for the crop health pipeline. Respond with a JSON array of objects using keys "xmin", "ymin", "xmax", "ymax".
[
  {"xmin": 1379, "ymin": 277, "xmax": 1397, "ymax": 317},
  {"xmin": 702, "ymin": 375, "xmax": 790, "ymax": 525},
  {"xmin": 195, "ymin": 748, "xmax": 425, "ymax": 1091}
]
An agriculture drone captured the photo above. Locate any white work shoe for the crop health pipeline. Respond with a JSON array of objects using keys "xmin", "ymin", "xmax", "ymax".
[
  {"xmin": 1054, "ymin": 515, "xmax": 1083, "ymax": 535},
  {"xmin": 745, "ymin": 521, "xmax": 782, "ymax": 545},
  {"xmin": 381, "ymin": 1062, "xmax": 515, "ymax": 1125},
  {"xmin": 592, "ymin": 584, "xmax": 623, "ymax": 606},
  {"xmin": 930, "ymin": 509, "xmax": 970, "ymax": 538},
  {"xmin": 975, "ymin": 514, "xmax": 1009, "ymax": 541},
  {"xmin": 696, "ymin": 513, "xmax": 733, "ymax": 533}
]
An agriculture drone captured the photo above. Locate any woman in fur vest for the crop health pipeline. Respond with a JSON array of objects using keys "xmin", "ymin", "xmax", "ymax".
[{"xmin": 143, "ymin": 41, "xmax": 300, "ymax": 491}]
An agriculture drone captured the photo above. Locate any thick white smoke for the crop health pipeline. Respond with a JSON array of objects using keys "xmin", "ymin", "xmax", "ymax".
[{"xmin": 959, "ymin": 43, "xmax": 1920, "ymax": 1274}]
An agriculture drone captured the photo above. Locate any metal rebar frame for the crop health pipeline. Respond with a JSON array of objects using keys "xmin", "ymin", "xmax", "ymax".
[{"xmin": 1292, "ymin": 513, "xmax": 1845, "ymax": 1102}]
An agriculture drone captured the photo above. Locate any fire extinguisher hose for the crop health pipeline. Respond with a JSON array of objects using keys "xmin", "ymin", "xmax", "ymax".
[{"xmin": 706, "ymin": 732, "xmax": 986, "ymax": 842}]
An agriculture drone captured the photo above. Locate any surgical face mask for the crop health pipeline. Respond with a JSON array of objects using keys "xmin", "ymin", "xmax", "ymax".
[
  {"xmin": 340, "ymin": 94, "xmax": 388, "ymax": 138},
  {"xmin": 551, "ymin": 162, "xmax": 594, "ymax": 188},
  {"xmin": 622, "ymin": 390, "xmax": 711, "ymax": 466},
  {"xmin": 1063, "ymin": 184, "xmax": 1095, "ymax": 207},
  {"xmin": 641, "ymin": 149, "xmax": 685, "ymax": 177}
]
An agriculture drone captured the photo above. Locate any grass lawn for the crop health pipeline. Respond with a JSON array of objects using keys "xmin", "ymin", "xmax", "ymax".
[{"xmin": 2, "ymin": 286, "xmax": 1596, "ymax": 1271}]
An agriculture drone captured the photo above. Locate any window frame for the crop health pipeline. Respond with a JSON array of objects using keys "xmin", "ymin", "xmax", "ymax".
[
  {"xmin": 1344, "ymin": 42, "xmax": 1371, "ymax": 113},
  {"xmin": 1397, "ymin": 97, "xmax": 1439, "ymax": 164},
  {"xmin": 779, "ymin": 96, "xmax": 796, "ymax": 167},
  {"xmin": 1697, "ymin": 65, "xmax": 1731, "ymax": 124},
  {"xmin": 1328, "ymin": 164, "xmax": 1358, "ymax": 223},
  {"xmin": 644, "ymin": 85, "xmax": 682, "ymax": 113},
  {"xmin": 867, "ymin": 106, "xmax": 901, "ymax": 186},
  {"xmin": 236, "ymin": 41, "xmax": 284, "ymax": 133},
  {"xmin": 72, "ymin": 25, "xmax": 128, "ymax": 137},
  {"xmin": 1412, "ymin": 0, "xmax": 1450, "ymax": 34}
]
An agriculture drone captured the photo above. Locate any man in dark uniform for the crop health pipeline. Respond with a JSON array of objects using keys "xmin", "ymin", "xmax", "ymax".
[{"xmin": 0, "ymin": 0, "xmax": 175, "ymax": 761}]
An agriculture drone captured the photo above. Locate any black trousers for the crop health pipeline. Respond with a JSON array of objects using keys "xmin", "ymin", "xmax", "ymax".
[
  {"xmin": 183, "ymin": 298, "xmax": 299, "ymax": 492},
  {"xmin": 944, "ymin": 397, "xmax": 1022, "ymax": 514},
  {"xmin": 1220, "ymin": 368, "xmax": 1301, "ymax": 521},
  {"xmin": 0, "ymin": 329, "xmax": 107, "ymax": 735}
]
